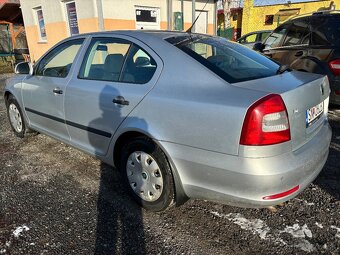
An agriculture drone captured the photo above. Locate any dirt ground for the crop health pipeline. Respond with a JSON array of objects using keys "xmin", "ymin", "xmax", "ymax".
[{"xmin": 0, "ymin": 73, "xmax": 339, "ymax": 255}]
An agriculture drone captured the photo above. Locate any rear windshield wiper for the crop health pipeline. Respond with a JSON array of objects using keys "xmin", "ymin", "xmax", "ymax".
[{"xmin": 277, "ymin": 64, "xmax": 291, "ymax": 74}]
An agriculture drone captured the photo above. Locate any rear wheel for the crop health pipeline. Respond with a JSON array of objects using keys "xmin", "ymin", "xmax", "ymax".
[
  {"xmin": 7, "ymin": 96, "xmax": 26, "ymax": 138},
  {"xmin": 120, "ymin": 137, "xmax": 175, "ymax": 211}
]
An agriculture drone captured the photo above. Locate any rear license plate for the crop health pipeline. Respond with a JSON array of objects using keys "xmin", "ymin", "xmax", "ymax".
[{"xmin": 306, "ymin": 102, "xmax": 324, "ymax": 128}]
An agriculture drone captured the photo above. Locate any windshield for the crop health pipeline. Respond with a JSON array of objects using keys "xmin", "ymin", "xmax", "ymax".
[{"xmin": 167, "ymin": 35, "xmax": 280, "ymax": 83}]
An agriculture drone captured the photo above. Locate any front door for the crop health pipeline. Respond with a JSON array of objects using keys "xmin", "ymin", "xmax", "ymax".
[
  {"xmin": 22, "ymin": 38, "xmax": 85, "ymax": 141},
  {"xmin": 65, "ymin": 35, "xmax": 162, "ymax": 156}
]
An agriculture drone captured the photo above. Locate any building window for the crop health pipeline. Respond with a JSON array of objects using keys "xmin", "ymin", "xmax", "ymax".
[
  {"xmin": 135, "ymin": 6, "xmax": 160, "ymax": 30},
  {"xmin": 64, "ymin": 1, "xmax": 79, "ymax": 36},
  {"xmin": 232, "ymin": 13, "xmax": 238, "ymax": 21},
  {"xmin": 265, "ymin": 15, "xmax": 274, "ymax": 25},
  {"xmin": 35, "ymin": 8, "xmax": 47, "ymax": 41}
]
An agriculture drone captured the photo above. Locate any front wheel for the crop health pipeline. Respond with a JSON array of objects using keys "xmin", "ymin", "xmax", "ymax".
[
  {"xmin": 120, "ymin": 138, "xmax": 175, "ymax": 211},
  {"xmin": 7, "ymin": 95, "xmax": 26, "ymax": 138}
]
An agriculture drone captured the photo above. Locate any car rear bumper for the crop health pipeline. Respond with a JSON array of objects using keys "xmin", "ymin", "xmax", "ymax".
[
  {"xmin": 159, "ymin": 120, "xmax": 331, "ymax": 208},
  {"xmin": 329, "ymin": 78, "xmax": 340, "ymax": 105}
]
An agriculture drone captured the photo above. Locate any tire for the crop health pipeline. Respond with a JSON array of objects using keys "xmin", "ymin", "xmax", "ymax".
[
  {"xmin": 120, "ymin": 137, "xmax": 175, "ymax": 211},
  {"xmin": 6, "ymin": 95, "xmax": 26, "ymax": 138}
]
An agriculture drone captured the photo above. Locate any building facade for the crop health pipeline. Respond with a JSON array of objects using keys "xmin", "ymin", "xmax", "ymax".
[
  {"xmin": 241, "ymin": 0, "xmax": 338, "ymax": 35},
  {"xmin": 20, "ymin": 0, "xmax": 217, "ymax": 61}
]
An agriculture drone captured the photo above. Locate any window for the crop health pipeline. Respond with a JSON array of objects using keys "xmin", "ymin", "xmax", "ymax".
[
  {"xmin": 64, "ymin": 1, "xmax": 79, "ymax": 36},
  {"xmin": 35, "ymin": 8, "xmax": 46, "ymax": 41},
  {"xmin": 260, "ymin": 32, "xmax": 271, "ymax": 42},
  {"xmin": 311, "ymin": 17, "xmax": 340, "ymax": 46},
  {"xmin": 264, "ymin": 24, "xmax": 290, "ymax": 49},
  {"xmin": 244, "ymin": 34, "xmax": 257, "ymax": 43},
  {"xmin": 135, "ymin": 6, "xmax": 160, "ymax": 30},
  {"xmin": 283, "ymin": 20, "xmax": 310, "ymax": 46},
  {"xmin": 79, "ymin": 37, "xmax": 157, "ymax": 84},
  {"xmin": 35, "ymin": 39, "xmax": 84, "ymax": 77},
  {"xmin": 265, "ymin": 15, "xmax": 274, "ymax": 25},
  {"xmin": 169, "ymin": 36, "xmax": 280, "ymax": 83}
]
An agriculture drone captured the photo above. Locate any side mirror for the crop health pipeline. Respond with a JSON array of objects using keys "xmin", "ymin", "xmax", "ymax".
[
  {"xmin": 14, "ymin": 62, "xmax": 33, "ymax": 75},
  {"xmin": 253, "ymin": 42, "xmax": 265, "ymax": 52}
]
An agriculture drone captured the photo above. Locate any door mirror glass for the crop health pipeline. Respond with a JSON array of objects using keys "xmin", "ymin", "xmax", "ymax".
[{"xmin": 14, "ymin": 62, "xmax": 32, "ymax": 75}]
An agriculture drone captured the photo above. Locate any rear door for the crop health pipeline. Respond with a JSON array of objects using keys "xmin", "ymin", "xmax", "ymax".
[
  {"xmin": 22, "ymin": 38, "xmax": 85, "ymax": 141},
  {"xmin": 64, "ymin": 35, "xmax": 162, "ymax": 156}
]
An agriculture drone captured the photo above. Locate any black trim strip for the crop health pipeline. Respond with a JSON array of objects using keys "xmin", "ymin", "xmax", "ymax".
[{"xmin": 25, "ymin": 107, "xmax": 112, "ymax": 138}]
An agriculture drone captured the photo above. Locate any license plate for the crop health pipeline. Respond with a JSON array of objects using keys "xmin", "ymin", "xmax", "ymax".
[{"xmin": 306, "ymin": 102, "xmax": 324, "ymax": 128}]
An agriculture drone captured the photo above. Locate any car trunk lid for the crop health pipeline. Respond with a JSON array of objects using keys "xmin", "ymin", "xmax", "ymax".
[{"xmin": 232, "ymin": 71, "xmax": 330, "ymax": 151}]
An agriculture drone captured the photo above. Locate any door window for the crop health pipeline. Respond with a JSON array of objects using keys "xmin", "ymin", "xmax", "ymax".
[
  {"xmin": 283, "ymin": 19, "xmax": 310, "ymax": 46},
  {"xmin": 79, "ymin": 37, "xmax": 131, "ymax": 82},
  {"xmin": 264, "ymin": 24, "xmax": 290, "ymax": 49},
  {"xmin": 35, "ymin": 38, "xmax": 84, "ymax": 77},
  {"xmin": 260, "ymin": 32, "xmax": 271, "ymax": 42}
]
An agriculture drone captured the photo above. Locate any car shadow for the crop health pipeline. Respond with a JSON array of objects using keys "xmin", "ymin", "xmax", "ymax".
[
  {"xmin": 313, "ymin": 107, "xmax": 340, "ymax": 201},
  {"xmin": 88, "ymin": 85, "xmax": 147, "ymax": 254}
]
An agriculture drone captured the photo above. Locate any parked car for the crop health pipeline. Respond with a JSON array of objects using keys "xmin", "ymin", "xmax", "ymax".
[
  {"xmin": 236, "ymin": 30, "xmax": 272, "ymax": 48},
  {"xmin": 253, "ymin": 11, "xmax": 340, "ymax": 105},
  {"xmin": 5, "ymin": 31, "xmax": 331, "ymax": 211}
]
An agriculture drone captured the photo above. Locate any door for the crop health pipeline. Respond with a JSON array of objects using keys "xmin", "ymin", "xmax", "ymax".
[
  {"xmin": 195, "ymin": 10, "xmax": 208, "ymax": 34},
  {"xmin": 21, "ymin": 38, "xmax": 85, "ymax": 141},
  {"xmin": 65, "ymin": 36, "xmax": 161, "ymax": 156}
]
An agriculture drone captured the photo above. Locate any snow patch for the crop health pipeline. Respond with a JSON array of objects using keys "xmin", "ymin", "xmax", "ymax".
[
  {"xmin": 315, "ymin": 222, "xmax": 323, "ymax": 229},
  {"xmin": 13, "ymin": 225, "xmax": 30, "ymax": 238},
  {"xmin": 280, "ymin": 224, "xmax": 312, "ymax": 238},
  {"xmin": 331, "ymin": 226, "xmax": 340, "ymax": 238},
  {"xmin": 211, "ymin": 211, "xmax": 269, "ymax": 239}
]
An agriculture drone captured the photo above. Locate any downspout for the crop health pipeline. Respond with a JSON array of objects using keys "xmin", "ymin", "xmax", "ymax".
[
  {"xmin": 167, "ymin": 0, "xmax": 173, "ymax": 30},
  {"xmin": 181, "ymin": 0, "xmax": 184, "ymax": 30},
  {"xmin": 192, "ymin": 0, "xmax": 196, "ymax": 32},
  {"xmin": 96, "ymin": 0, "xmax": 104, "ymax": 31}
]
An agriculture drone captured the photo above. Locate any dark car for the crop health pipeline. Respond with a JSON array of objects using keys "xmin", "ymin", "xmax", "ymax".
[
  {"xmin": 254, "ymin": 11, "xmax": 340, "ymax": 105},
  {"xmin": 236, "ymin": 30, "xmax": 272, "ymax": 48}
]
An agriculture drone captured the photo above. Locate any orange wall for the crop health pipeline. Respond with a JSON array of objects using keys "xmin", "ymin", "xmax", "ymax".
[
  {"xmin": 104, "ymin": 19, "xmax": 135, "ymax": 30},
  {"xmin": 78, "ymin": 17, "xmax": 99, "ymax": 33}
]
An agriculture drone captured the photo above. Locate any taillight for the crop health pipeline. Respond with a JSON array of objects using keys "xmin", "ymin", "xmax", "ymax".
[
  {"xmin": 240, "ymin": 94, "xmax": 291, "ymax": 146},
  {"xmin": 329, "ymin": 59, "xmax": 340, "ymax": 76}
]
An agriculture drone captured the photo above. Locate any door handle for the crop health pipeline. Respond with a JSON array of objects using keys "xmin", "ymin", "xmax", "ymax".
[
  {"xmin": 53, "ymin": 87, "xmax": 63, "ymax": 94},
  {"xmin": 112, "ymin": 96, "xmax": 129, "ymax": 106},
  {"xmin": 295, "ymin": 51, "xmax": 303, "ymax": 57}
]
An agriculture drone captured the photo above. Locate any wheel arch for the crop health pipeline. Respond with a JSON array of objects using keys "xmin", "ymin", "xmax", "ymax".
[{"xmin": 113, "ymin": 130, "xmax": 189, "ymax": 206}]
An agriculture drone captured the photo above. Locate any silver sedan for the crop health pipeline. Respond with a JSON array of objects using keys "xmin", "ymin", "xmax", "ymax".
[{"xmin": 4, "ymin": 31, "xmax": 331, "ymax": 211}]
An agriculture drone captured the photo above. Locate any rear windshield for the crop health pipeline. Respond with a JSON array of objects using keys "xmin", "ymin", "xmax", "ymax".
[{"xmin": 166, "ymin": 35, "xmax": 280, "ymax": 83}]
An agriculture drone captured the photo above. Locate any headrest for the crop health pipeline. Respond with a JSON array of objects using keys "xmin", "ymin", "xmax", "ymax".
[{"xmin": 104, "ymin": 54, "xmax": 124, "ymax": 72}]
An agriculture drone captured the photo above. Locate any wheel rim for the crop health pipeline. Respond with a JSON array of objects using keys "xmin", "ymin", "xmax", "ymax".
[
  {"xmin": 126, "ymin": 151, "xmax": 164, "ymax": 202},
  {"xmin": 8, "ymin": 103, "xmax": 23, "ymax": 133}
]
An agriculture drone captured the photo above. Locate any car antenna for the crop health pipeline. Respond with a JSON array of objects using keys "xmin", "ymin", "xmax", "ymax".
[{"xmin": 186, "ymin": 0, "xmax": 210, "ymax": 34}]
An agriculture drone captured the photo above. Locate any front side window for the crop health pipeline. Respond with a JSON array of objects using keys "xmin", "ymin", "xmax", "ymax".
[
  {"xmin": 169, "ymin": 36, "xmax": 280, "ymax": 83},
  {"xmin": 65, "ymin": 1, "xmax": 79, "ymax": 36},
  {"xmin": 35, "ymin": 38, "xmax": 84, "ymax": 77},
  {"xmin": 35, "ymin": 8, "xmax": 46, "ymax": 41},
  {"xmin": 283, "ymin": 19, "xmax": 310, "ymax": 46},
  {"xmin": 264, "ymin": 24, "xmax": 290, "ymax": 49}
]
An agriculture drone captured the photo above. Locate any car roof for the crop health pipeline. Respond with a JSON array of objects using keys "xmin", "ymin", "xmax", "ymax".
[{"xmin": 290, "ymin": 10, "xmax": 340, "ymax": 21}]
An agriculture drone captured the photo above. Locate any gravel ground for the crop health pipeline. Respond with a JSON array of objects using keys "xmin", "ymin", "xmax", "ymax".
[{"xmin": 0, "ymin": 73, "xmax": 339, "ymax": 255}]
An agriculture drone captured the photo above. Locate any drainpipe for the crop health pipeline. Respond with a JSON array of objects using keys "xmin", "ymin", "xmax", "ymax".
[
  {"xmin": 96, "ymin": 0, "xmax": 104, "ymax": 31},
  {"xmin": 181, "ymin": 0, "xmax": 184, "ymax": 30},
  {"xmin": 167, "ymin": 0, "xmax": 173, "ymax": 30},
  {"xmin": 192, "ymin": 0, "xmax": 196, "ymax": 32}
]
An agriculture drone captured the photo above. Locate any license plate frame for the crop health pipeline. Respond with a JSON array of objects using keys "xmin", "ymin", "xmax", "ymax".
[{"xmin": 306, "ymin": 102, "xmax": 324, "ymax": 128}]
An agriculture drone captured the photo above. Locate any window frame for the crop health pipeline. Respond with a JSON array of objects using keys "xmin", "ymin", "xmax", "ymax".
[
  {"xmin": 34, "ymin": 7, "xmax": 47, "ymax": 42},
  {"xmin": 34, "ymin": 38, "xmax": 85, "ymax": 78}
]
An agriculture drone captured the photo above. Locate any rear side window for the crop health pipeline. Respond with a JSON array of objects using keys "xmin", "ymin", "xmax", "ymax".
[
  {"xmin": 169, "ymin": 36, "xmax": 280, "ymax": 83},
  {"xmin": 35, "ymin": 38, "xmax": 84, "ymax": 77},
  {"xmin": 79, "ymin": 37, "xmax": 131, "ymax": 82},
  {"xmin": 240, "ymin": 33, "xmax": 257, "ymax": 43},
  {"xmin": 311, "ymin": 16, "xmax": 340, "ymax": 46},
  {"xmin": 264, "ymin": 24, "xmax": 290, "ymax": 49},
  {"xmin": 283, "ymin": 19, "xmax": 310, "ymax": 46},
  {"xmin": 260, "ymin": 32, "xmax": 271, "ymax": 42}
]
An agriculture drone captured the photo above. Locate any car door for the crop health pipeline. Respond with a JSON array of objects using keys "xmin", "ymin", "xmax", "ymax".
[
  {"xmin": 262, "ymin": 23, "xmax": 291, "ymax": 63},
  {"xmin": 21, "ymin": 38, "xmax": 85, "ymax": 141},
  {"xmin": 64, "ymin": 35, "xmax": 162, "ymax": 156},
  {"xmin": 280, "ymin": 18, "xmax": 311, "ymax": 67}
]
